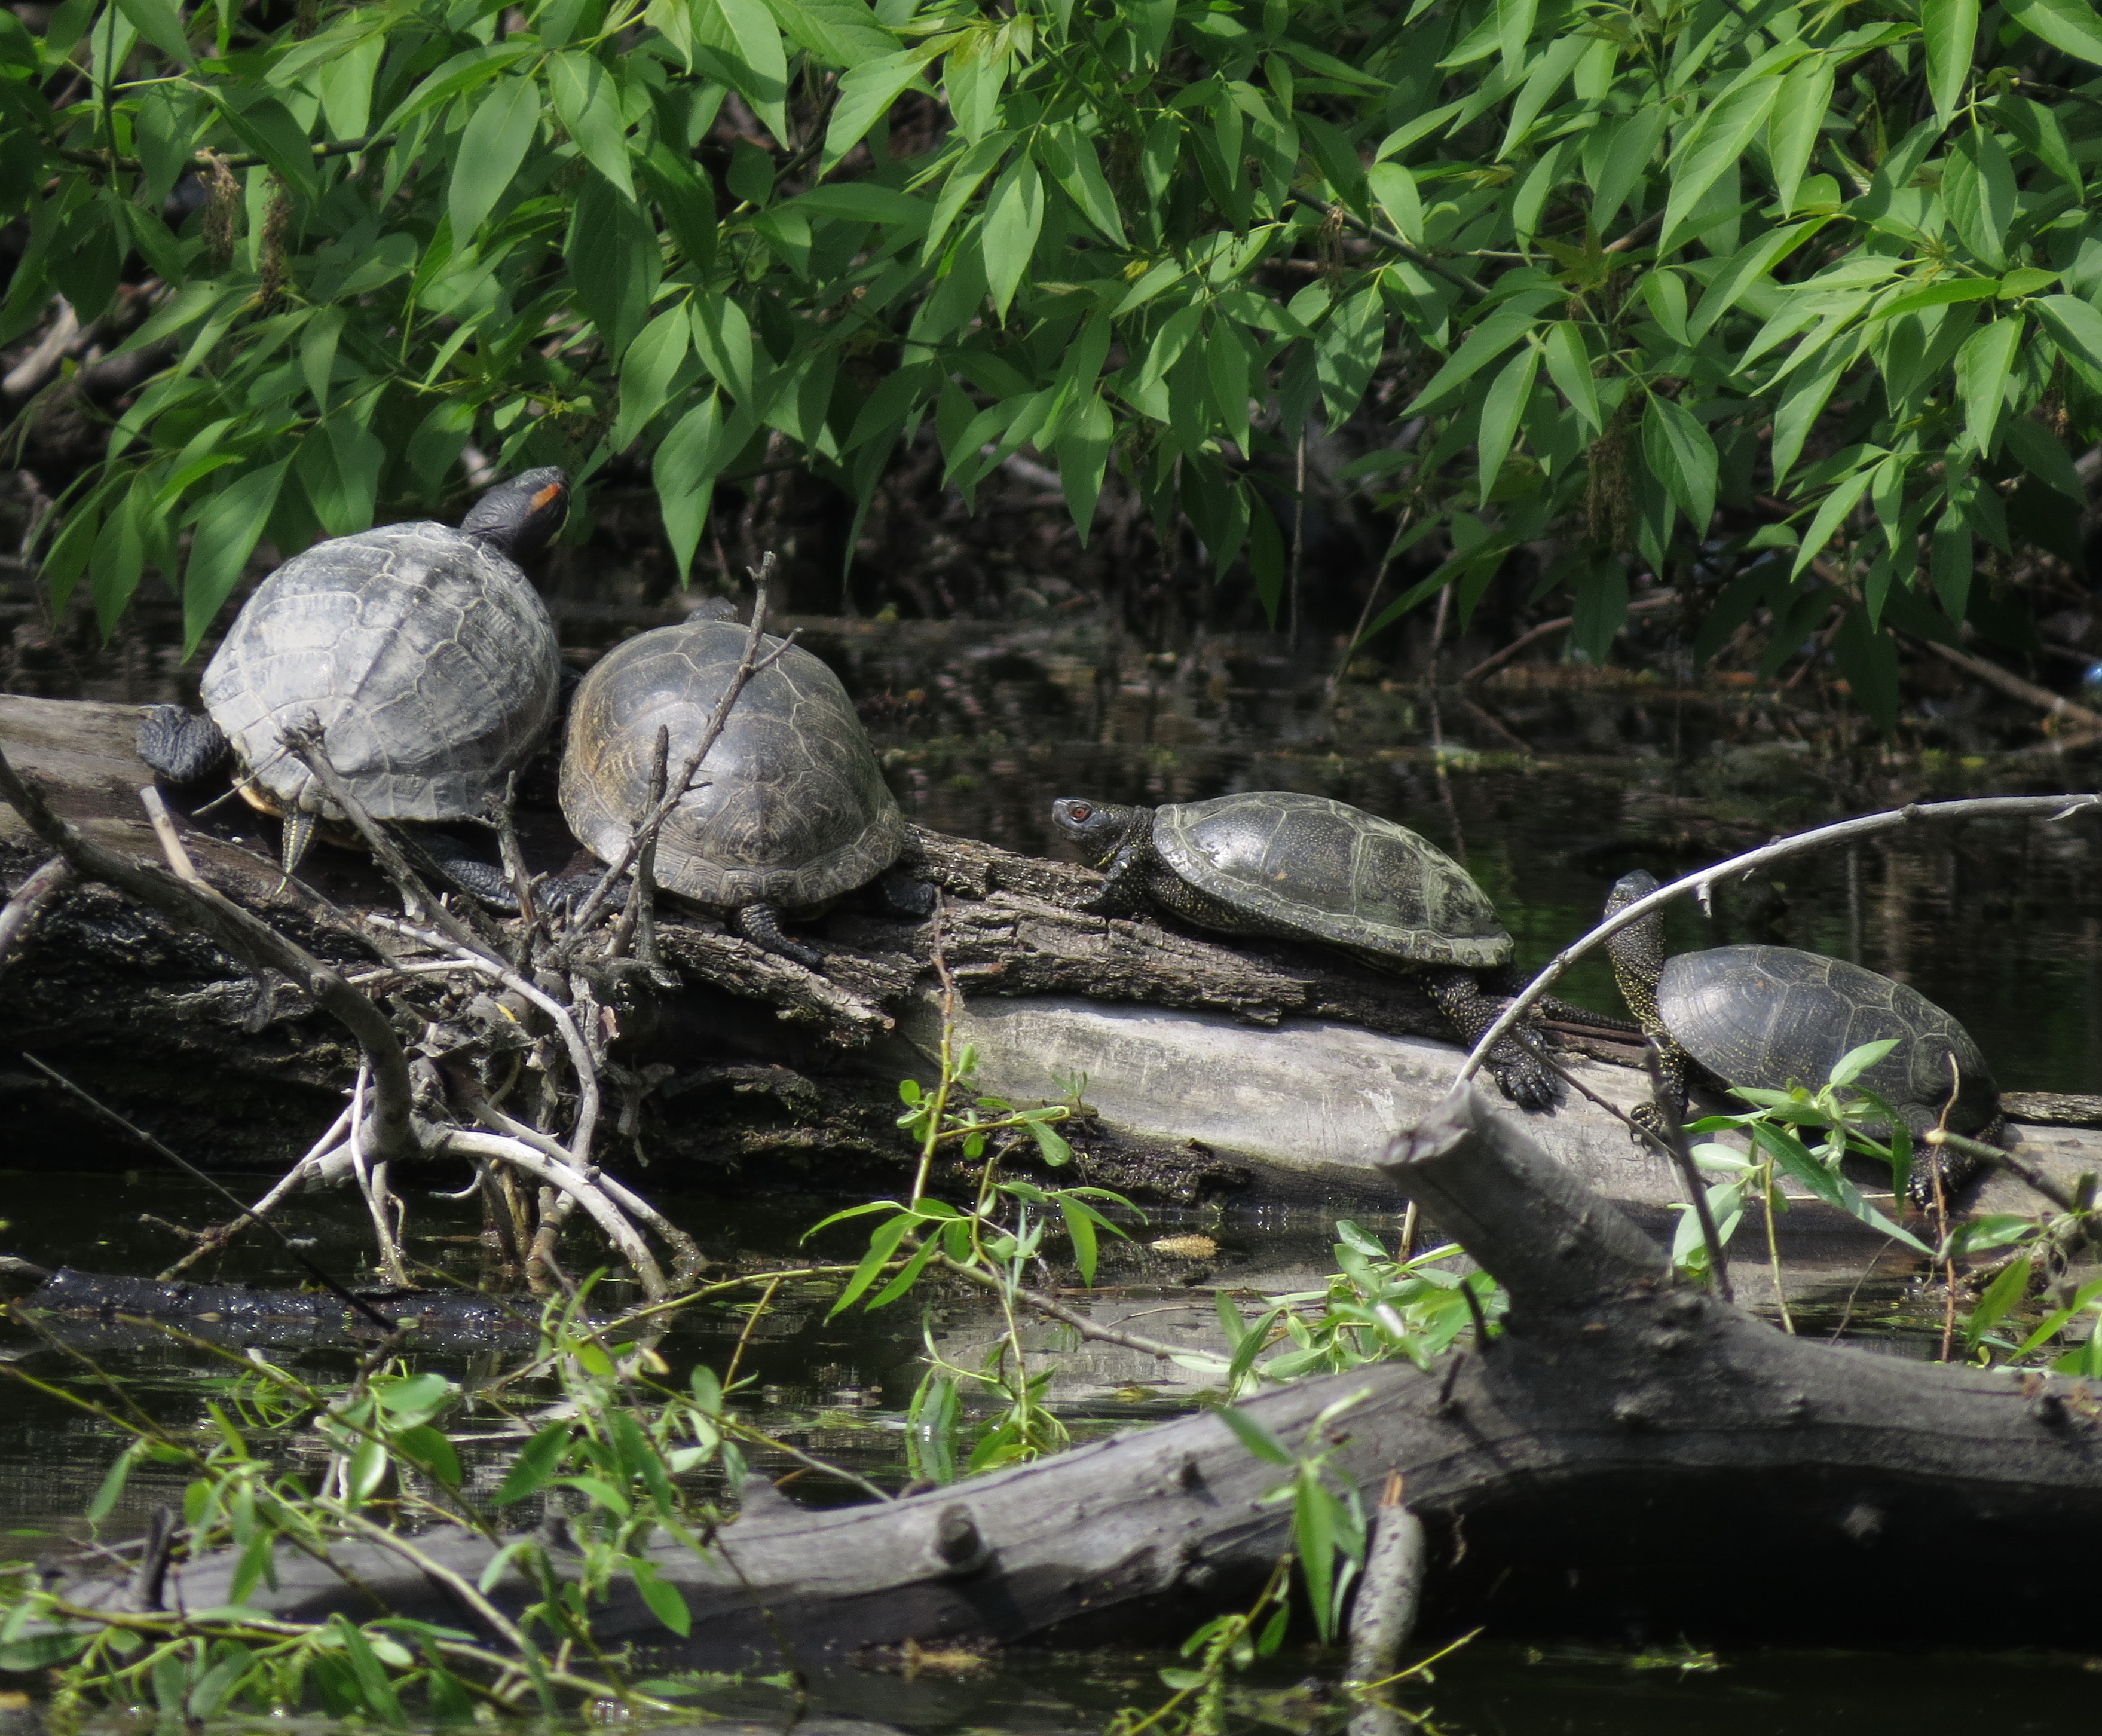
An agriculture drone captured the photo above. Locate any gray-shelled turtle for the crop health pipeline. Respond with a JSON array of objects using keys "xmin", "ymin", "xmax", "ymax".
[
  {"xmin": 1050, "ymin": 790, "xmax": 1556, "ymax": 1109},
  {"xmin": 559, "ymin": 618, "xmax": 912, "ymax": 969},
  {"xmin": 138, "ymin": 470, "xmax": 568, "ymax": 901},
  {"xmin": 1603, "ymin": 868, "xmax": 2002, "ymax": 1196}
]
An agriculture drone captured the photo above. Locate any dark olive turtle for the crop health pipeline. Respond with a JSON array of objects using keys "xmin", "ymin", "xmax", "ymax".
[
  {"xmin": 137, "ymin": 470, "xmax": 568, "ymax": 902},
  {"xmin": 560, "ymin": 618, "xmax": 910, "ymax": 969},
  {"xmin": 1604, "ymin": 869, "xmax": 2002, "ymax": 1196},
  {"xmin": 1050, "ymin": 791, "xmax": 1557, "ymax": 1109}
]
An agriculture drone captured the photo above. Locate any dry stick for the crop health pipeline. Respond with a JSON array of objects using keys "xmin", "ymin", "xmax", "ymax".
[
  {"xmin": 280, "ymin": 725, "xmax": 505, "ymax": 960},
  {"xmin": 931, "ymin": 1253, "xmax": 1215, "ymax": 1364},
  {"xmin": 347, "ymin": 1063, "xmax": 411, "ymax": 1287},
  {"xmin": 433, "ymin": 1129, "xmax": 668, "ymax": 1298},
  {"xmin": 491, "ymin": 773, "xmax": 537, "ymax": 953},
  {"xmin": 558, "ymin": 556, "xmax": 793, "ymax": 947},
  {"xmin": 607, "ymin": 725, "xmax": 669, "ymax": 965},
  {"xmin": 1328, "ymin": 520, "xmax": 1408, "ymax": 710},
  {"xmin": 1454, "ymin": 795, "xmax": 2102, "ymax": 1090},
  {"xmin": 1460, "ymin": 594, "xmax": 1678, "ymax": 685},
  {"xmin": 20, "ymin": 1053, "xmax": 396, "ymax": 1331},
  {"xmin": 469, "ymin": 1096, "xmax": 703, "ymax": 1283},
  {"xmin": 139, "ymin": 786, "xmax": 203, "ymax": 884},
  {"xmin": 371, "ymin": 917, "xmax": 602, "ymax": 1169},
  {"xmin": 158, "ymin": 1106, "xmax": 354, "ymax": 1280},
  {"xmin": 0, "ymin": 854, "xmax": 72, "ymax": 978},
  {"xmin": 1911, "ymin": 636, "xmax": 2102, "ymax": 733},
  {"xmin": 1344, "ymin": 1470, "xmax": 1427, "ymax": 1717},
  {"xmin": 0, "ymin": 741, "xmax": 420, "ymax": 1161},
  {"xmin": 1289, "ymin": 430, "xmax": 1307, "ymax": 651}
]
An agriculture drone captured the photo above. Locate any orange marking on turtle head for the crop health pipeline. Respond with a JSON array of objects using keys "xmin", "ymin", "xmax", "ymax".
[{"xmin": 533, "ymin": 482, "xmax": 566, "ymax": 511}]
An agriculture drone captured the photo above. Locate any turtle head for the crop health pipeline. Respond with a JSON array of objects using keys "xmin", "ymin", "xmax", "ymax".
[
  {"xmin": 462, "ymin": 467, "xmax": 570, "ymax": 556},
  {"xmin": 1602, "ymin": 869, "xmax": 1666, "ymax": 1022},
  {"xmin": 1052, "ymin": 797, "xmax": 1146, "ymax": 868}
]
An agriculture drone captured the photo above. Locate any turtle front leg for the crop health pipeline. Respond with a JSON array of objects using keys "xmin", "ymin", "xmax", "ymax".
[
  {"xmin": 137, "ymin": 706, "xmax": 230, "ymax": 785},
  {"xmin": 734, "ymin": 901, "xmax": 825, "ymax": 970},
  {"xmin": 1081, "ymin": 842, "xmax": 1149, "ymax": 917},
  {"xmin": 1424, "ymin": 968, "xmax": 1555, "ymax": 1111}
]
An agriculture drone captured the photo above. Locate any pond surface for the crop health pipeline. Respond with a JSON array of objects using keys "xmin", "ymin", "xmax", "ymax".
[{"xmin": 7, "ymin": 607, "xmax": 2101, "ymax": 1731}]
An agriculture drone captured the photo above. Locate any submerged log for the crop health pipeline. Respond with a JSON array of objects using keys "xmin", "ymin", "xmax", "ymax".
[{"xmin": 96, "ymin": 1086, "xmax": 2102, "ymax": 1659}]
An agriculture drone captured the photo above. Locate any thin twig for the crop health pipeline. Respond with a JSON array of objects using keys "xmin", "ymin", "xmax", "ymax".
[
  {"xmin": 1460, "ymin": 595, "xmax": 1676, "ymax": 685},
  {"xmin": 1455, "ymin": 796, "xmax": 2102, "ymax": 1088},
  {"xmin": 158, "ymin": 1106, "xmax": 354, "ymax": 1279},
  {"xmin": 0, "ymin": 854, "xmax": 72, "ymax": 978},
  {"xmin": 432, "ymin": 1129, "xmax": 668, "ymax": 1299},
  {"xmin": 1644, "ymin": 1041, "xmax": 1733, "ymax": 1303},
  {"xmin": 556, "ymin": 555, "xmax": 791, "ymax": 948},
  {"xmin": 139, "ymin": 786, "xmax": 203, "ymax": 884},
  {"xmin": 932, "ymin": 1253, "xmax": 1219, "ymax": 1364}
]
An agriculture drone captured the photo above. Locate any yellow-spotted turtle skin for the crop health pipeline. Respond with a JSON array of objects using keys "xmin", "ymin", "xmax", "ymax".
[
  {"xmin": 559, "ymin": 619, "xmax": 905, "ymax": 911},
  {"xmin": 1147, "ymin": 792, "xmax": 1512, "ymax": 969}
]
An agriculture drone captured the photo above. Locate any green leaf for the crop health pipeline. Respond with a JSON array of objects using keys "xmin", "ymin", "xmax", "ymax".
[
  {"xmin": 1954, "ymin": 317, "xmax": 2021, "ymax": 452},
  {"xmin": 1641, "ymin": 393, "xmax": 1718, "ymax": 535},
  {"xmin": 1689, "ymin": 221, "xmax": 1827, "ymax": 342},
  {"xmin": 1054, "ymin": 393, "xmax": 1113, "ymax": 537},
  {"xmin": 1790, "ymin": 466, "xmax": 1875, "ymax": 580},
  {"xmin": 114, "ymin": 0, "xmax": 189, "ymax": 64},
  {"xmin": 654, "ymin": 393, "xmax": 735, "ymax": 580},
  {"xmin": 829, "ymin": 1211, "xmax": 914, "ymax": 1315},
  {"xmin": 2033, "ymin": 294, "xmax": 2102, "ymax": 387},
  {"xmin": 87, "ymin": 1444, "xmax": 138, "ymax": 1521},
  {"xmin": 1403, "ymin": 291, "xmax": 1558, "ymax": 416},
  {"xmin": 332, "ymin": 1619, "xmax": 408, "ymax": 1729},
  {"xmin": 549, "ymin": 53, "xmax": 636, "ymax": 201},
  {"xmin": 1767, "ymin": 59, "xmax": 1834, "ymax": 215},
  {"xmin": 629, "ymin": 1559, "xmax": 693, "ymax": 1637},
  {"xmin": 1965, "ymin": 1251, "xmax": 2032, "ymax": 1352},
  {"xmin": 1660, "ymin": 76, "xmax": 1780, "ymax": 256},
  {"xmin": 614, "ymin": 303, "xmax": 694, "ymax": 449},
  {"xmin": 492, "ymin": 1421, "xmax": 573, "ymax": 1505},
  {"xmin": 1828, "ymin": 1037, "xmax": 1899, "ymax": 1088},
  {"xmin": 1476, "ymin": 344, "xmax": 1538, "ymax": 493},
  {"xmin": 1215, "ymin": 1404, "xmax": 1293, "ymax": 1466},
  {"xmin": 1922, "ymin": 0, "xmax": 1979, "ymax": 126},
  {"xmin": 2005, "ymin": 0, "xmax": 2102, "ymax": 66},
  {"xmin": 823, "ymin": 45, "xmax": 933, "ymax": 169},
  {"xmin": 1541, "ymin": 322, "xmax": 1599, "ymax": 433},
  {"xmin": 697, "ymin": 0, "xmax": 791, "ymax": 142},
  {"xmin": 374, "ymin": 1372, "xmax": 451, "ymax": 1414},
  {"xmin": 183, "ymin": 458, "xmax": 290, "ymax": 656},
  {"xmin": 449, "ymin": 71, "xmax": 541, "ymax": 244},
  {"xmin": 1942, "ymin": 128, "xmax": 2015, "ymax": 269},
  {"xmin": 210, "ymin": 92, "xmax": 320, "ymax": 201},
  {"xmin": 568, "ymin": 175, "xmax": 660, "ymax": 362},
  {"xmin": 392, "ymin": 1425, "xmax": 463, "ymax": 1489},
  {"xmin": 1059, "ymin": 1198, "xmax": 1100, "ymax": 1286},
  {"xmin": 1877, "ymin": 276, "xmax": 2002, "ymax": 320},
  {"xmin": 764, "ymin": 0, "xmax": 898, "ymax": 68},
  {"xmin": 981, "ymin": 153, "xmax": 1043, "ymax": 323},
  {"xmin": 1366, "ymin": 161, "xmax": 1421, "ymax": 243},
  {"xmin": 2003, "ymin": 416, "xmax": 2084, "ymax": 501}
]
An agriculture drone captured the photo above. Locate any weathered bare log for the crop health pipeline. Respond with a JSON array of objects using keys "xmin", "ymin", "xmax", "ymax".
[{"xmin": 113, "ymin": 1085, "xmax": 2102, "ymax": 1661}]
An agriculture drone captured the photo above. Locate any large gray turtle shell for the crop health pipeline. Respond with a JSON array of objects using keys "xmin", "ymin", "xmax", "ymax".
[
  {"xmin": 1152, "ymin": 792, "xmax": 1512, "ymax": 969},
  {"xmin": 200, "ymin": 521, "xmax": 560, "ymax": 822},
  {"xmin": 1658, "ymin": 945, "xmax": 1999, "ymax": 1134},
  {"xmin": 560, "ymin": 620, "xmax": 904, "ymax": 908}
]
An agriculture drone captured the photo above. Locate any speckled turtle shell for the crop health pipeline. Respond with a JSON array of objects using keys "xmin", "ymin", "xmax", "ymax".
[
  {"xmin": 560, "ymin": 619, "xmax": 905, "ymax": 908},
  {"xmin": 1151, "ymin": 792, "xmax": 1512, "ymax": 970},
  {"xmin": 200, "ymin": 521, "xmax": 561, "ymax": 822},
  {"xmin": 1658, "ymin": 945, "xmax": 1999, "ymax": 1134}
]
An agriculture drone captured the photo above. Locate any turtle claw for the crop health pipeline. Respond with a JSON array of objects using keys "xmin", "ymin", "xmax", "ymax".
[{"xmin": 1489, "ymin": 1046, "xmax": 1557, "ymax": 1112}]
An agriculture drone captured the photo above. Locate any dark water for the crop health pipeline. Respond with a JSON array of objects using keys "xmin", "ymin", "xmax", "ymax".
[{"xmin": 7, "ymin": 610, "xmax": 2102, "ymax": 1729}]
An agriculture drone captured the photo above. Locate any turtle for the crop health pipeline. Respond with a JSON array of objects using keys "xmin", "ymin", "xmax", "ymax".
[
  {"xmin": 559, "ymin": 617, "xmax": 916, "ymax": 969},
  {"xmin": 137, "ymin": 469, "xmax": 568, "ymax": 902},
  {"xmin": 1602, "ymin": 868, "xmax": 2003, "ymax": 1197},
  {"xmin": 1050, "ymin": 791, "xmax": 1561, "ymax": 1110}
]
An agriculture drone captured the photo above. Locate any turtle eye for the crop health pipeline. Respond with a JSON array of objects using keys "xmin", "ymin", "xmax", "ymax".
[{"xmin": 1069, "ymin": 803, "xmax": 1091, "ymax": 822}]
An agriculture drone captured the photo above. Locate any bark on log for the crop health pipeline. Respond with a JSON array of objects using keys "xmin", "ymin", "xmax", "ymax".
[{"xmin": 103, "ymin": 1086, "xmax": 2102, "ymax": 1660}]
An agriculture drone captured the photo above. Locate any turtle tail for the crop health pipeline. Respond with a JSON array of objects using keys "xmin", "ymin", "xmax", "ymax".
[
  {"xmin": 280, "ymin": 806, "xmax": 319, "ymax": 879},
  {"xmin": 733, "ymin": 902, "xmax": 824, "ymax": 970}
]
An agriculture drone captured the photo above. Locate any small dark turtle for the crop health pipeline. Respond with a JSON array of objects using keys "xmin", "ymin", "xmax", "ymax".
[
  {"xmin": 1603, "ymin": 869, "xmax": 2002, "ymax": 1197},
  {"xmin": 560, "ymin": 618, "xmax": 916, "ymax": 969},
  {"xmin": 1050, "ymin": 791, "xmax": 1557, "ymax": 1109},
  {"xmin": 138, "ymin": 470, "xmax": 568, "ymax": 902}
]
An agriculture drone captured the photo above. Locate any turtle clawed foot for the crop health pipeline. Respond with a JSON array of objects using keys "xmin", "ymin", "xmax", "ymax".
[
  {"xmin": 1488, "ymin": 1045, "xmax": 1557, "ymax": 1112},
  {"xmin": 1626, "ymin": 1102, "xmax": 1671, "ymax": 1149},
  {"xmin": 734, "ymin": 902, "xmax": 825, "ymax": 971}
]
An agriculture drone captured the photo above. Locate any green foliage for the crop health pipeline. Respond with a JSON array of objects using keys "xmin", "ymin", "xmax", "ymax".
[{"xmin": 10, "ymin": 1, "xmax": 2102, "ymax": 685}]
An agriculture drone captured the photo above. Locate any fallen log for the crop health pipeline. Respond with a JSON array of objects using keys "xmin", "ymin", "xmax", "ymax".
[
  {"xmin": 86, "ymin": 1085, "xmax": 2102, "ymax": 1659},
  {"xmin": 8, "ymin": 693, "xmax": 2102, "ymax": 1239}
]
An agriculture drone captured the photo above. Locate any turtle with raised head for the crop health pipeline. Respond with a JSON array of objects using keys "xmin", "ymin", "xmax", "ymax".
[
  {"xmin": 1050, "ymin": 791, "xmax": 1559, "ymax": 1109},
  {"xmin": 1602, "ymin": 868, "xmax": 2002, "ymax": 1196},
  {"xmin": 137, "ymin": 470, "xmax": 568, "ymax": 902},
  {"xmin": 560, "ymin": 618, "xmax": 918, "ymax": 969}
]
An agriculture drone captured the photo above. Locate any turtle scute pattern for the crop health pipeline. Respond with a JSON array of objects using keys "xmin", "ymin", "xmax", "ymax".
[
  {"xmin": 561, "ymin": 620, "xmax": 904, "ymax": 910},
  {"xmin": 1154, "ymin": 791, "xmax": 1510, "ymax": 969},
  {"xmin": 201, "ymin": 522, "xmax": 560, "ymax": 821},
  {"xmin": 1658, "ymin": 945, "xmax": 1997, "ymax": 1132}
]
